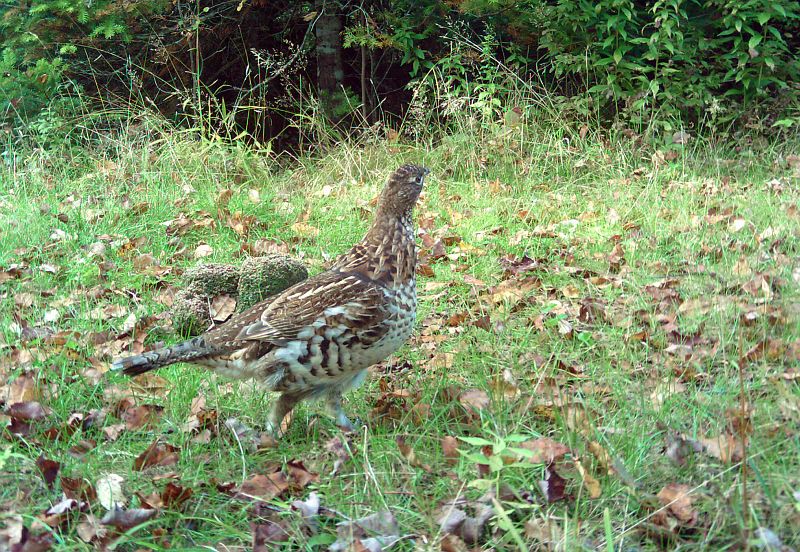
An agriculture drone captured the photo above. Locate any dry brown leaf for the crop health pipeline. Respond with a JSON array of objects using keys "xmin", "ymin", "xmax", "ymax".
[
  {"xmin": 587, "ymin": 441, "xmax": 613, "ymax": 473},
  {"xmin": 574, "ymin": 459, "xmax": 601, "ymax": 498},
  {"xmin": 441, "ymin": 436, "xmax": 459, "ymax": 465},
  {"xmin": 194, "ymin": 244, "xmax": 213, "ymax": 259},
  {"xmin": 458, "ymin": 389, "xmax": 490, "ymax": 413},
  {"xmin": 286, "ymin": 461, "xmax": 319, "ymax": 491},
  {"xmin": 95, "ymin": 473, "xmax": 126, "ymax": 510},
  {"xmin": 121, "ymin": 404, "xmax": 163, "ymax": 431},
  {"xmin": 76, "ymin": 514, "xmax": 107, "ymax": 543},
  {"xmin": 291, "ymin": 222, "xmax": 320, "ymax": 238},
  {"xmin": 425, "ymin": 352, "xmax": 454, "ymax": 370},
  {"xmin": 483, "ymin": 277, "xmax": 538, "ymax": 312},
  {"xmin": 100, "ymin": 507, "xmax": 158, "ymax": 530},
  {"xmin": 209, "ymin": 294, "xmax": 236, "ymax": 322},
  {"xmin": 36, "ymin": 454, "xmax": 60, "ymax": 489},
  {"xmin": 4, "ymin": 372, "xmax": 40, "ymax": 404},
  {"xmin": 161, "ymin": 482, "xmax": 193, "ymax": 509},
  {"xmin": 396, "ymin": 435, "xmax": 432, "ymax": 471},
  {"xmin": 132, "ymin": 439, "xmax": 180, "ymax": 471},
  {"xmin": 654, "ymin": 483, "xmax": 697, "ymax": 528},
  {"xmin": 519, "ymin": 438, "xmax": 571, "ymax": 464},
  {"xmin": 524, "ymin": 516, "xmax": 563, "ymax": 548},
  {"xmin": 539, "ymin": 465, "xmax": 568, "ymax": 503},
  {"xmin": 216, "ymin": 188, "xmax": 233, "ymax": 207},
  {"xmin": 698, "ymin": 433, "xmax": 745, "ymax": 463},
  {"xmin": 237, "ymin": 472, "xmax": 289, "ymax": 500},
  {"xmin": 8, "ymin": 401, "xmax": 48, "ymax": 421}
]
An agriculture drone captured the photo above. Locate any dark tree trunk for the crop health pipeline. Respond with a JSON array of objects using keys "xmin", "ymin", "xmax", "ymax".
[{"xmin": 315, "ymin": 2, "xmax": 344, "ymax": 115}]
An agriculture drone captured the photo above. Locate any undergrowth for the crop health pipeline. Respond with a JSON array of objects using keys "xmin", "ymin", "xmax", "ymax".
[{"xmin": 0, "ymin": 108, "xmax": 799, "ymax": 550}]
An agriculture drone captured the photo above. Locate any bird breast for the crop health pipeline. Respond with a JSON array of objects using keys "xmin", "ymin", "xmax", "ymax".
[{"xmin": 254, "ymin": 283, "xmax": 416, "ymax": 394}]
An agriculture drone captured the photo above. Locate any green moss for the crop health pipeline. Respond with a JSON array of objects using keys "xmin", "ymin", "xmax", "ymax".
[
  {"xmin": 237, "ymin": 254, "xmax": 308, "ymax": 310},
  {"xmin": 171, "ymin": 289, "xmax": 211, "ymax": 336},
  {"xmin": 183, "ymin": 263, "xmax": 240, "ymax": 297}
]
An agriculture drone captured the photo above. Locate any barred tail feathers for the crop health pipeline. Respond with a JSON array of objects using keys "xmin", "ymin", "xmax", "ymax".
[{"xmin": 111, "ymin": 336, "xmax": 210, "ymax": 376}]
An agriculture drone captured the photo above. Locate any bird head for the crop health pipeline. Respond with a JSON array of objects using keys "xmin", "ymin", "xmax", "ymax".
[{"xmin": 377, "ymin": 164, "xmax": 429, "ymax": 218}]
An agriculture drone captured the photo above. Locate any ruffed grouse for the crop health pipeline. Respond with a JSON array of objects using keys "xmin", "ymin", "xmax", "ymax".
[{"xmin": 112, "ymin": 164, "xmax": 428, "ymax": 436}]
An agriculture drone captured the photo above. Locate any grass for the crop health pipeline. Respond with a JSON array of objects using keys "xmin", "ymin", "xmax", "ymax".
[{"xmin": 1, "ymin": 112, "xmax": 799, "ymax": 550}]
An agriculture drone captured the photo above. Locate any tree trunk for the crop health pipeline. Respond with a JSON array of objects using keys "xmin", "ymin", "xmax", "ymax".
[{"xmin": 315, "ymin": 2, "xmax": 344, "ymax": 116}]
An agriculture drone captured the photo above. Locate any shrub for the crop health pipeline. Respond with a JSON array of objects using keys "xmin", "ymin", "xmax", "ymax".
[{"xmin": 538, "ymin": 0, "xmax": 800, "ymax": 129}]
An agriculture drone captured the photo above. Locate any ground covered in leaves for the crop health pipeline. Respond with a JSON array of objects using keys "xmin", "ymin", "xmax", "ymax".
[{"xmin": 1, "ymin": 125, "xmax": 799, "ymax": 550}]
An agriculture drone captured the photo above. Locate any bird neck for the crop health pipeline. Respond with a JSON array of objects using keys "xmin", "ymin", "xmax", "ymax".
[
  {"xmin": 365, "ymin": 207, "xmax": 413, "ymax": 241},
  {"xmin": 352, "ymin": 210, "xmax": 417, "ymax": 287}
]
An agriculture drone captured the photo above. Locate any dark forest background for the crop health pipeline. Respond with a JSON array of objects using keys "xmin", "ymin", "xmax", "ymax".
[{"xmin": 2, "ymin": 0, "xmax": 799, "ymax": 150}]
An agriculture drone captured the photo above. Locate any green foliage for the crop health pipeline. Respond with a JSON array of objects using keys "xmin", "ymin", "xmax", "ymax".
[
  {"xmin": 391, "ymin": 20, "xmax": 430, "ymax": 77},
  {"xmin": 0, "ymin": 0, "xmax": 167, "ymax": 130},
  {"xmin": 539, "ymin": 0, "xmax": 800, "ymax": 128},
  {"xmin": 0, "ymin": 49, "xmax": 68, "ymax": 123},
  {"xmin": 2, "ymin": 0, "xmax": 798, "ymax": 146}
]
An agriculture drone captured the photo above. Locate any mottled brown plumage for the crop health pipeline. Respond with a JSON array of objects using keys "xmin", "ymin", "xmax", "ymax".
[{"xmin": 112, "ymin": 164, "xmax": 428, "ymax": 435}]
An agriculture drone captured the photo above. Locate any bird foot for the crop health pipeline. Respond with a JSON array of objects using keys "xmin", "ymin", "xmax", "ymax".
[{"xmin": 334, "ymin": 413, "xmax": 365, "ymax": 434}]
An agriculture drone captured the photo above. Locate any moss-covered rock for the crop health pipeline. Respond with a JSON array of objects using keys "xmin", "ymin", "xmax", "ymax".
[
  {"xmin": 183, "ymin": 263, "xmax": 240, "ymax": 297},
  {"xmin": 237, "ymin": 254, "xmax": 308, "ymax": 310},
  {"xmin": 171, "ymin": 255, "xmax": 308, "ymax": 335},
  {"xmin": 171, "ymin": 288, "xmax": 211, "ymax": 336}
]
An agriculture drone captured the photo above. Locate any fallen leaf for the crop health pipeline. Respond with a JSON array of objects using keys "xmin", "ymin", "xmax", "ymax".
[
  {"xmin": 396, "ymin": 435, "xmax": 432, "ymax": 471},
  {"xmin": 36, "ymin": 454, "xmax": 60, "ymax": 489},
  {"xmin": 524, "ymin": 516, "xmax": 563, "ymax": 548},
  {"xmin": 76, "ymin": 514, "xmax": 107, "ymax": 543},
  {"xmin": 574, "ymin": 459, "xmax": 601, "ymax": 498},
  {"xmin": 4, "ymin": 372, "xmax": 40, "ymax": 404},
  {"xmin": 122, "ymin": 404, "xmax": 163, "ymax": 431},
  {"xmin": 291, "ymin": 222, "xmax": 320, "ymax": 238},
  {"xmin": 519, "ymin": 438, "xmax": 571, "ymax": 464},
  {"xmin": 14, "ymin": 292, "xmax": 35, "ymax": 309},
  {"xmin": 664, "ymin": 433, "xmax": 704, "ymax": 466},
  {"xmin": 60, "ymin": 476, "xmax": 97, "ymax": 503},
  {"xmin": 161, "ymin": 482, "xmax": 193, "ymax": 509},
  {"xmin": 95, "ymin": 473, "xmax": 126, "ymax": 510},
  {"xmin": 437, "ymin": 499, "xmax": 494, "ymax": 545},
  {"xmin": 441, "ymin": 436, "xmax": 459, "ymax": 465},
  {"xmin": 539, "ymin": 465, "xmax": 568, "ymax": 503},
  {"xmin": 132, "ymin": 439, "xmax": 180, "ymax": 471},
  {"xmin": 654, "ymin": 483, "xmax": 697, "ymax": 528},
  {"xmin": 483, "ymin": 277, "xmax": 538, "ymax": 312},
  {"xmin": 100, "ymin": 506, "xmax": 157, "ymax": 530},
  {"xmin": 224, "ymin": 417, "xmax": 260, "ymax": 452},
  {"xmin": 698, "ymin": 433, "xmax": 745, "ymax": 463},
  {"xmin": 458, "ymin": 389, "xmax": 490, "ymax": 415},
  {"xmin": 728, "ymin": 217, "xmax": 747, "ymax": 232},
  {"xmin": 216, "ymin": 188, "xmax": 233, "ymax": 207},
  {"xmin": 286, "ymin": 461, "xmax": 319, "ymax": 491},
  {"xmin": 237, "ymin": 472, "xmax": 289, "ymax": 501},
  {"xmin": 194, "ymin": 244, "xmax": 213, "ymax": 259},
  {"xmin": 210, "ymin": 294, "xmax": 237, "ymax": 322},
  {"xmin": 102, "ymin": 423, "xmax": 126, "ymax": 442},
  {"xmin": 68, "ymin": 439, "xmax": 97, "ymax": 458},
  {"xmin": 8, "ymin": 401, "xmax": 48, "ymax": 421},
  {"xmin": 252, "ymin": 520, "xmax": 291, "ymax": 548},
  {"xmin": 332, "ymin": 511, "xmax": 401, "ymax": 551},
  {"xmin": 326, "ymin": 435, "xmax": 352, "ymax": 476}
]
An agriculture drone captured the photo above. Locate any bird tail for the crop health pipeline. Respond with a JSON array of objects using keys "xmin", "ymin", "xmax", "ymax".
[{"xmin": 111, "ymin": 336, "xmax": 210, "ymax": 376}]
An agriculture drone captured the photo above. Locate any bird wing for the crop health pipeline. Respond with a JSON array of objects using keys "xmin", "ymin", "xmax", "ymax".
[{"xmin": 230, "ymin": 270, "xmax": 391, "ymax": 343}]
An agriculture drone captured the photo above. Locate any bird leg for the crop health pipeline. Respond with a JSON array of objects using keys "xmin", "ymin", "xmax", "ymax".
[
  {"xmin": 325, "ymin": 392, "xmax": 355, "ymax": 432},
  {"xmin": 265, "ymin": 393, "xmax": 302, "ymax": 437}
]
